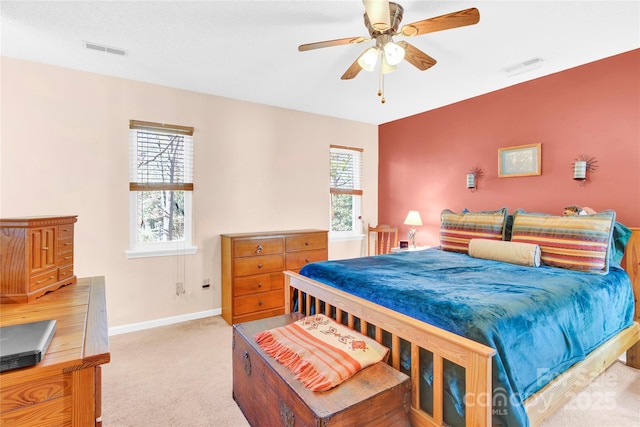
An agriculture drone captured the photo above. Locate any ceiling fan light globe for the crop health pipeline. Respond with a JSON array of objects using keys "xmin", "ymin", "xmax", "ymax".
[
  {"xmin": 381, "ymin": 56, "xmax": 397, "ymax": 74},
  {"xmin": 383, "ymin": 41, "xmax": 405, "ymax": 66},
  {"xmin": 358, "ymin": 47, "xmax": 379, "ymax": 72}
]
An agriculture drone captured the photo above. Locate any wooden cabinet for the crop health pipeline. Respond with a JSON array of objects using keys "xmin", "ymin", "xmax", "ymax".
[
  {"xmin": 1, "ymin": 216, "xmax": 77, "ymax": 303},
  {"xmin": 0, "ymin": 277, "xmax": 110, "ymax": 426},
  {"xmin": 221, "ymin": 229, "xmax": 327, "ymax": 325}
]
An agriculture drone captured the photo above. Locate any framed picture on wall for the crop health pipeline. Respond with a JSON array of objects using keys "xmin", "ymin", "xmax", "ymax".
[{"xmin": 498, "ymin": 143, "xmax": 541, "ymax": 177}]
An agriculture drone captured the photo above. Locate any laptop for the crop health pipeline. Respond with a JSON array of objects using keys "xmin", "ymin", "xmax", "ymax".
[{"xmin": 0, "ymin": 319, "xmax": 57, "ymax": 372}]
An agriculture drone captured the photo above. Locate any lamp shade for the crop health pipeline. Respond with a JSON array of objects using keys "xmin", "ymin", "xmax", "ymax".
[
  {"xmin": 467, "ymin": 173, "xmax": 476, "ymax": 188},
  {"xmin": 574, "ymin": 161, "xmax": 587, "ymax": 180},
  {"xmin": 404, "ymin": 210, "xmax": 423, "ymax": 226}
]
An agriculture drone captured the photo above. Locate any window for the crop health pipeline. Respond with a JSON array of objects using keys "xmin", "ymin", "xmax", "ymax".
[
  {"xmin": 330, "ymin": 145, "xmax": 363, "ymax": 238},
  {"xmin": 126, "ymin": 120, "xmax": 197, "ymax": 258}
]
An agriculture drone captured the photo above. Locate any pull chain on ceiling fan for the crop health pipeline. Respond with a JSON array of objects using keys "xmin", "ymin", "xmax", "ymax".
[{"xmin": 298, "ymin": 1, "xmax": 480, "ymax": 103}]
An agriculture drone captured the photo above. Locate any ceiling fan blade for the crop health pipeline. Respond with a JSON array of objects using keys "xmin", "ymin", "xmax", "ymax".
[
  {"xmin": 341, "ymin": 55, "xmax": 365, "ymax": 80},
  {"xmin": 363, "ymin": 0, "xmax": 390, "ymax": 31},
  {"xmin": 400, "ymin": 7, "xmax": 480, "ymax": 37},
  {"xmin": 298, "ymin": 36, "xmax": 366, "ymax": 52},
  {"xmin": 398, "ymin": 42, "xmax": 437, "ymax": 71}
]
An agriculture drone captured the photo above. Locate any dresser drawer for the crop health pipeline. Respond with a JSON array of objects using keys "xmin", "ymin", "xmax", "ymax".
[
  {"xmin": 286, "ymin": 233, "xmax": 327, "ymax": 252},
  {"xmin": 58, "ymin": 236, "xmax": 73, "ymax": 252},
  {"xmin": 285, "ymin": 249, "xmax": 327, "ymax": 271},
  {"xmin": 234, "ymin": 272, "xmax": 283, "ymax": 296},
  {"xmin": 58, "ymin": 238, "xmax": 73, "ymax": 263},
  {"xmin": 234, "ymin": 289, "xmax": 284, "ymax": 316},
  {"xmin": 57, "ymin": 251, "xmax": 73, "ymax": 266},
  {"xmin": 234, "ymin": 238, "xmax": 283, "ymax": 258},
  {"xmin": 58, "ymin": 225, "xmax": 74, "ymax": 238},
  {"xmin": 59, "ymin": 264, "xmax": 74, "ymax": 281},
  {"xmin": 234, "ymin": 254, "xmax": 284, "ymax": 277},
  {"xmin": 30, "ymin": 269, "xmax": 58, "ymax": 291}
]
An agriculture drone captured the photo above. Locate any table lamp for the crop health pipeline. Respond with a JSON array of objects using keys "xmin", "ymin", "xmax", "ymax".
[{"xmin": 403, "ymin": 210, "xmax": 423, "ymax": 248}]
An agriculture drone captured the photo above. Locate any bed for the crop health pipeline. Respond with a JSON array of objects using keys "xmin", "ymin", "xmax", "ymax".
[{"xmin": 283, "ymin": 209, "xmax": 640, "ymax": 427}]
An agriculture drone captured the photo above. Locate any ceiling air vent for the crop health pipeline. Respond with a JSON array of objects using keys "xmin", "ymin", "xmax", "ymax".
[{"xmin": 83, "ymin": 41, "xmax": 128, "ymax": 57}]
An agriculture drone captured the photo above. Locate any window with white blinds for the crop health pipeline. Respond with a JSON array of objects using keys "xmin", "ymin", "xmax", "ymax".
[
  {"xmin": 330, "ymin": 145, "xmax": 363, "ymax": 196},
  {"xmin": 127, "ymin": 120, "xmax": 197, "ymax": 258},
  {"xmin": 129, "ymin": 120, "xmax": 194, "ymax": 191},
  {"xmin": 330, "ymin": 145, "xmax": 363, "ymax": 236}
]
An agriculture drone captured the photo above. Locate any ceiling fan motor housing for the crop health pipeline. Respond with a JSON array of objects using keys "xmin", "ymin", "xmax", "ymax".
[{"xmin": 364, "ymin": 2, "xmax": 404, "ymax": 36}]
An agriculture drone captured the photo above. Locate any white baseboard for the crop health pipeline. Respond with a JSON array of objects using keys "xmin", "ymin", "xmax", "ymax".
[{"xmin": 108, "ymin": 308, "xmax": 222, "ymax": 336}]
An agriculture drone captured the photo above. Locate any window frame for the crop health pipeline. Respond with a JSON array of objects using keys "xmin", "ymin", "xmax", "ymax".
[
  {"xmin": 329, "ymin": 145, "xmax": 364, "ymax": 240},
  {"xmin": 126, "ymin": 120, "xmax": 197, "ymax": 259}
]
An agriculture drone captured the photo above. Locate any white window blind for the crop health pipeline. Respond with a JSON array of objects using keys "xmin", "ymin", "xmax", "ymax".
[
  {"xmin": 129, "ymin": 120, "xmax": 194, "ymax": 191},
  {"xmin": 330, "ymin": 145, "xmax": 363, "ymax": 196}
]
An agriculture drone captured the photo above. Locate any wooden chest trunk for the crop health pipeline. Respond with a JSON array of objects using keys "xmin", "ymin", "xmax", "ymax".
[{"xmin": 232, "ymin": 314, "xmax": 411, "ymax": 427}]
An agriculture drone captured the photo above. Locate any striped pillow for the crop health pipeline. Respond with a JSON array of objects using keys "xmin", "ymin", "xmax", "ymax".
[
  {"xmin": 510, "ymin": 209, "xmax": 616, "ymax": 273},
  {"xmin": 440, "ymin": 208, "xmax": 508, "ymax": 253}
]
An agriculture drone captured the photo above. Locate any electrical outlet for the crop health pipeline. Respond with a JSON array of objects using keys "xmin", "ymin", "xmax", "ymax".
[
  {"xmin": 202, "ymin": 279, "xmax": 211, "ymax": 289},
  {"xmin": 176, "ymin": 282, "xmax": 184, "ymax": 296}
]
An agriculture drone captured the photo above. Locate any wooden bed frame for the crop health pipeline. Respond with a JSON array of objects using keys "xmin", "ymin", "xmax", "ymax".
[{"xmin": 283, "ymin": 228, "xmax": 640, "ymax": 427}]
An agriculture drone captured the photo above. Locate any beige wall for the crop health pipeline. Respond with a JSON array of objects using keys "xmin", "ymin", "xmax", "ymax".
[{"xmin": 0, "ymin": 57, "xmax": 378, "ymax": 328}]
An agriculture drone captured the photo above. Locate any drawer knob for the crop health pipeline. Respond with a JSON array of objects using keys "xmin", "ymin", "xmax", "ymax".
[
  {"xmin": 258, "ymin": 300, "xmax": 263, "ymax": 306},
  {"xmin": 258, "ymin": 263, "xmax": 263, "ymax": 269},
  {"xmin": 305, "ymin": 241, "xmax": 310, "ymax": 246},
  {"xmin": 305, "ymin": 258, "xmax": 310, "ymax": 263},
  {"xmin": 255, "ymin": 245, "xmax": 263, "ymax": 254},
  {"xmin": 258, "ymin": 282, "xmax": 263, "ymax": 288}
]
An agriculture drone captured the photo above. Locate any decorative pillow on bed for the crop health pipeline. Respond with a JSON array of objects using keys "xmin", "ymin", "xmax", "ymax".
[
  {"xmin": 510, "ymin": 209, "xmax": 616, "ymax": 273},
  {"xmin": 440, "ymin": 207, "xmax": 508, "ymax": 253},
  {"xmin": 468, "ymin": 238, "xmax": 541, "ymax": 267}
]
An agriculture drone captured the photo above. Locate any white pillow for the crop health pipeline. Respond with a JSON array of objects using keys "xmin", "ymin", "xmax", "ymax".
[{"xmin": 468, "ymin": 238, "xmax": 541, "ymax": 267}]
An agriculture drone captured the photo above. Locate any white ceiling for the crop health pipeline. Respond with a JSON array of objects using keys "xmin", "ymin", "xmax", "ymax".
[{"xmin": 2, "ymin": 1, "xmax": 639, "ymax": 125}]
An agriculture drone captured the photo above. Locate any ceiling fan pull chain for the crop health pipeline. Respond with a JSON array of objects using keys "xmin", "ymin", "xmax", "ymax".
[{"xmin": 378, "ymin": 64, "xmax": 385, "ymax": 104}]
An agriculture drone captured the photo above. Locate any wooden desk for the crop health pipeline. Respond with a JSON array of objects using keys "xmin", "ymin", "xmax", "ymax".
[{"xmin": 0, "ymin": 277, "xmax": 110, "ymax": 426}]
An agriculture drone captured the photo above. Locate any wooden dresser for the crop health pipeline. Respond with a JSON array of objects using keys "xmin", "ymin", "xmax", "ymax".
[
  {"xmin": 1, "ymin": 215, "xmax": 77, "ymax": 303},
  {"xmin": 221, "ymin": 230, "xmax": 328, "ymax": 325},
  {"xmin": 0, "ymin": 276, "xmax": 110, "ymax": 426}
]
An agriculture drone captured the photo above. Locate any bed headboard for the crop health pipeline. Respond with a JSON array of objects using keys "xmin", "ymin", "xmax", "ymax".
[{"xmin": 626, "ymin": 228, "xmax": 640, "ymax": 322}]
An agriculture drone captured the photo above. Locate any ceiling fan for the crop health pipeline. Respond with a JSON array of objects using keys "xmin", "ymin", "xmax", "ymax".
[{"xmin": 298, "ymin": 1, "xmax": 480, "ymax": 103}]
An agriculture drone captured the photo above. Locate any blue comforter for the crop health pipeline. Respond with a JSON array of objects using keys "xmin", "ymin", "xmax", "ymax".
[{"xmin": 299, "ymin": 249, "xmax": 635, "ymax": 427}]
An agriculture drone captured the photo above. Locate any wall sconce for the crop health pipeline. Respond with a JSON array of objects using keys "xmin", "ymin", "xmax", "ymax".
[
  {"xmin": 573, "ymin": 155, "xmax": 598, "ymax": 186},
  {"xmin": 467, "ymin": 167, "xmax": 484, "ymax": 192}
]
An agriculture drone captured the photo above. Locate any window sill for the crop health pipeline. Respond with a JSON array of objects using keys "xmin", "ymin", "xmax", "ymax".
[
  {"xmin": 329, "ymin": 233, "xmax": 365, "ymax": 243},
  {"xmin": 125, "ymin": 245, "xmax": 198, "ymax": 259}
]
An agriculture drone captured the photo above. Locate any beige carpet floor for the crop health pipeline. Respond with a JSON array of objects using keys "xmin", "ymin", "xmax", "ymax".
[{"xmin": 102, "ymin": 316, "xmax": 640, "ymax": 427}]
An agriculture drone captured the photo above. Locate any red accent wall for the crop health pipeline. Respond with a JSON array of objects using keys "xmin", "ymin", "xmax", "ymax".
[{"xmin": 379, "ymin": 49, "xmax": 640, "ymax": 247}]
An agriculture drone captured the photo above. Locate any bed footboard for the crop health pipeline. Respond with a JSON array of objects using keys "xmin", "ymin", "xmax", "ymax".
[{"xmin": 284, "ymin": 271, "xmax": 496, "ymax": 427}]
